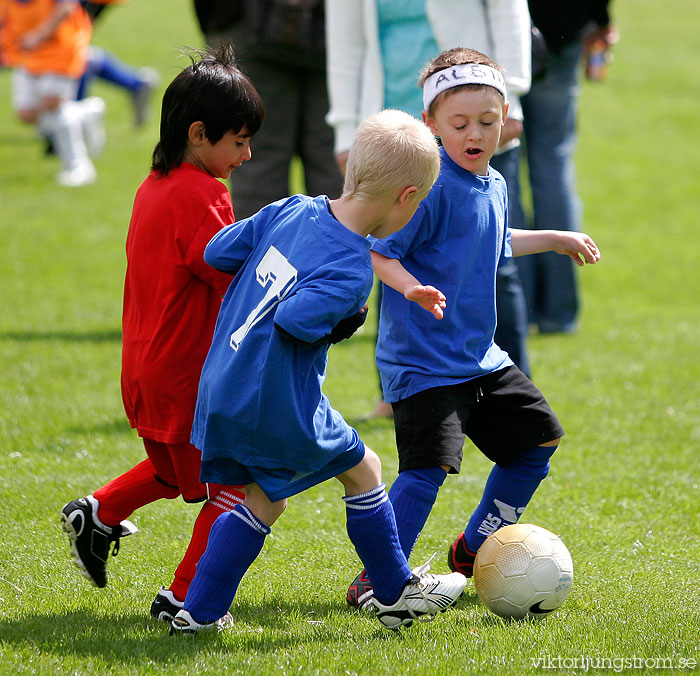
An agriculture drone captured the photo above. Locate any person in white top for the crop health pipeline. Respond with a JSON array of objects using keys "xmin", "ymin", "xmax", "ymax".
[{"xmin": 326, "ymin": 0, "xmax": 529, "ymax": 159}]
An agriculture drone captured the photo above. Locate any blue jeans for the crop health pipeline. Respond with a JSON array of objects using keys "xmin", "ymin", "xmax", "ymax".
[
  {"xmin": 518, "ymin": 42, "xmax": 583, "ymax": 333},
  {"xmin": 490, "ymin": 147, "xmax": 531, "ymax": 378}
]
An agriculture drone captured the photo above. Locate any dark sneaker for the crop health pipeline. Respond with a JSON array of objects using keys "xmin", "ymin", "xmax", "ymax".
[
  {"xmin": 60, "ymin": 495, "xmax": 137, "ymax": 588},
  {"xmin": 150, "ymin": 587, "xmax": 184, "ymax": 623},
  {"xmin": 170, "ymin": 609, "xmax": 233, "ymax": 636},
  {"xmin": 370, "ymin": 560, "xmax": 466, "ymax": 630},
  {"xmin": 447, "ymin": 532, "xmax": 477, "ymax": 577},
  {"xmin": 347, "ymin": 569, "xmax": 374, "ymax": 610},
  {"xmin": 130, "ymin": 68, "xmax": 160, "ymax": 127}
]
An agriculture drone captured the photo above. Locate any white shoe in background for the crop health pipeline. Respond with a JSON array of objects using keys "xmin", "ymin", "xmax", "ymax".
[{"xmin": 56, "ymin": 161, "xmax": 97, "ymax": 187}]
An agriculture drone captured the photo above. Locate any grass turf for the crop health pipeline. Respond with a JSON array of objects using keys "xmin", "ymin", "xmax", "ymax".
[{"xmin": 0, "ymin": 1, "xmax": 698, "ymax": 674}]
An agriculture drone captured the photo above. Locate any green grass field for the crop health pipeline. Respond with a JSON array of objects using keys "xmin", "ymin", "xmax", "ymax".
[{"xmin": 1, "ymin": 1, "xmax": 698, "ymax": 674}]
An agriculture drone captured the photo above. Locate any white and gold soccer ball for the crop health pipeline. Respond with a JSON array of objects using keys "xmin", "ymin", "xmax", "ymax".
[{"xmin": 473, "ymin": 523, "xmax": 574, "ymax": 620}]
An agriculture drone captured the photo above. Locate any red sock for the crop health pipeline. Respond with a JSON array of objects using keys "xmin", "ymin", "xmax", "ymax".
[
  {"xmin": 93, "ymin": 459, "xmax": 180, "ymax": 525},
  {"xmin": 168, "ymin": 487, "xmax": 245, "ymax": 601}
]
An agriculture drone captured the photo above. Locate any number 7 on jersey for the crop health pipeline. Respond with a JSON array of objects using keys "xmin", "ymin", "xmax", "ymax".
[{"xmin": 230, "ymin": 246, "xmax": 298, "ymax": 351}]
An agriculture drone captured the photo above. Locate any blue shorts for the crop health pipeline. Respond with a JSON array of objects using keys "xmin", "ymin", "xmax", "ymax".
[{"xmin": 199, "ymin": 437, "xmax": 365, "ymax": 502}]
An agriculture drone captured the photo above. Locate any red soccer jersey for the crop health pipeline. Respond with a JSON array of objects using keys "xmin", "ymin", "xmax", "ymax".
[{"xmin": 121, "ymin": 162, "xmax": 234, "ymax": 444}]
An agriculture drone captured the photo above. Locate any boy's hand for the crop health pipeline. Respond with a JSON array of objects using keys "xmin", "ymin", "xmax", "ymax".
[
  {"xmin": 20, "ymin": 30, "xmax": 46, "ymax": 50},
  {"xmin": 328, "ymin": 304, "xmax": 368, "ymax": 343},
  {"xmin": 554, "ymin": 232, "xmax": 601, "ymax": 266},
  {"xmin": 405, "ymin": 285, "xmax": 446, "ymax": 320},
  {"xmin": 498, "ymin": 118, "xmax": 523, "ymax": 148}
]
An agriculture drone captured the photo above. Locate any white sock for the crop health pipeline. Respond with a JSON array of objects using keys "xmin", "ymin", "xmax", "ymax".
[
  {"xmin": 68, "ymin": 97, "xmax": 106, "ymax": 158},
  {"xmin": 39, "ymin": 103, "xmax": 93, "ymax": 172}
]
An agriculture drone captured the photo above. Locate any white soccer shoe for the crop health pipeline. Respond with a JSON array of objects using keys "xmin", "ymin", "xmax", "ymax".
[
  {"xmin": 56, "ymin": 161, "xmax": 97, "ymax": 187},
  {"xmin": 169, "ymin": 609, "xmax": 233, "ymax": 636},
  {"xmin": 370, "ymin": 560, "xmax": 466, "ymax": 630}
]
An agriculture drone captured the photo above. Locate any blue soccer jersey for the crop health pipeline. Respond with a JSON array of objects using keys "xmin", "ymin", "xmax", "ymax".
[
  {"xmin": 371, "ymin": 147, "xmax": 513, "ymax": 403},
  {"xmin": 191, "ymin": 195, "xmax": 373, "ymax": 481}
]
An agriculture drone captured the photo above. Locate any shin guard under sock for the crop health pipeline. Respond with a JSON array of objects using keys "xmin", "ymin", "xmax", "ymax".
[
  {"xmin": 344, "ymin": 485, "xmax": 411, "ymax": 605},
  {"xmin": 464, "ymin": 444, "xmax": 557, "ymax": 552},
  {"xmin": 388, "ymin": 467, "xmax": 447, "ymax": 558},
  {"xmin": 168, "ymin": 488, "xmax": 245, "ymax": 601},
  {"xmin": 184, "ymin": 504, "xmax": 269, "ymax": 623}
]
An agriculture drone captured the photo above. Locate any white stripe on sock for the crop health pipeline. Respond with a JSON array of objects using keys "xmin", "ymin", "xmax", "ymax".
[
  {"xmin": 343, "ymin": 484, "xmax": 388, "ymax": 510},
  {"xmin": 211, "ymin": 491, "xmax": 244, "ymax": 512},
  {"xmin": 231, "ymin": 505, "xmax": 270, "ymax": 535}
]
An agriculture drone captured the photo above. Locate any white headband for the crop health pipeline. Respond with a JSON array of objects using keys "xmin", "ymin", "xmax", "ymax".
[{"xmin": 422, "ymin": 64, "xmax": 507, "ymax": 111}]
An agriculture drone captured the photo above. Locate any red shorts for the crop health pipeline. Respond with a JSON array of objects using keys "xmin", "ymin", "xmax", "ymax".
[{"xmin": 142, "ymin": 438, "xmax": 224, "ymax": 502}]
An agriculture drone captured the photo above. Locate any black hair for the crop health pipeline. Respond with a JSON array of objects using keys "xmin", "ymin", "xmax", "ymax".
[{"xmin": 151, "ymin": 42, "xmax": 264, "ymax": 175}]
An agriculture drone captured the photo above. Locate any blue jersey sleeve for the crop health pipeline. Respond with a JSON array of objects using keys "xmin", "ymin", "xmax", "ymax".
[
  {"xmin": 273, "ymin": 269, "xmax": 369, "ymax": 345},
  {"xmin": 371, "ymin": 192, "xmax": 436, "ymax": 260},
  {"xmin": 204, "ymin": 199, "xmax": 292, "ymax": 274}
]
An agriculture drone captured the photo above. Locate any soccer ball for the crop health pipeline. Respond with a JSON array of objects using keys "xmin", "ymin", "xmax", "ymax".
[{"xmin": 473, "ymin": 523, "xmax": 573, "ymax": 620}]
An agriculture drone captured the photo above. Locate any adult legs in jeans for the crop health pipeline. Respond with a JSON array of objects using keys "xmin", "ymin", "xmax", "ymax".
[
  {"xmin": 490, "ymin": 147, "xmax": 531, "ymax": 377},
  {"xmin": 518, "ymin": 42, "xmax": 584, "ymax": 334}
]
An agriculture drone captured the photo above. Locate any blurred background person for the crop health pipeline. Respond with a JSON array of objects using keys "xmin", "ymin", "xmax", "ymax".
[
  {"xmin": 78, "ymin": 0, "xmax": 159, "ymax": 127},
  {"xmin": 1, "ymin": 0, "xmax": 105, "ymax": 186},
  {"xmin": 193, "ymin": 0, "xmax": 343, "ymax": 219},
  {"xmin": 516, "ymin": 0, "xmax": 617, "ymax": 334}
]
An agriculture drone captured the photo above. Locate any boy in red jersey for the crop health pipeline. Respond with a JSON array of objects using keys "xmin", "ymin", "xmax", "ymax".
[{"xmin": 61, "ymin": 44, "xmax": 264, "ymax": 621}]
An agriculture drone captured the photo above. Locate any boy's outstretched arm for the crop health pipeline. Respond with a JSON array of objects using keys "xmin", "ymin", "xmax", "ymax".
[
  {"xmin": 371, "ymin": 251, "xmax": 446, "ymax": 320},
  {"xmin": 510, "ymin": 229, "xmax": 601, "ymax": 266}
]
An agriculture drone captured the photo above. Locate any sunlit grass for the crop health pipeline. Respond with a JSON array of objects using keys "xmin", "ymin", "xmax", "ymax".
[{"xmin": 0, "ymin": 1, "xmax": 698, "ymax": 674}]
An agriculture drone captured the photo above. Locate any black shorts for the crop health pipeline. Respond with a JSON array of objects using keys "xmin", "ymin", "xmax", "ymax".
[{"xmin": 392, "ymin": 366, "xmax": 565, "ymax": 473}]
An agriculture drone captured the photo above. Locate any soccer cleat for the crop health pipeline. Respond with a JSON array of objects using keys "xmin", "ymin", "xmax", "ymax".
[
  {"xmin": 347, "ymin": 569, "xmax": 374, "ymax": 610},
  {"xmin": 447, "ymin": 532, "xmax": 477, "ymax": 577},
  {"xmin": 150, "ymin": 587, "xmax": 184, "ymax": 623},
  {"xmin": 60, "ymin": 495, "xmax": 138, "ymax": 588},
  {"xmin": 369, "ymin": 561, "xmax": 466, "ymax": 630},
  {"xmin": 56, "ymin": 161, "xmax": 97, "ymax": 187},
  {"xmin": 169, "ymin": 609, "xmax": 234, "ymax": 636}
]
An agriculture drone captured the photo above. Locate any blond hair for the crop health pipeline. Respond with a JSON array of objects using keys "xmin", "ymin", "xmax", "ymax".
[{"xmin": 343, "ymin": 109, "xmax": 440, "ymax": 201}]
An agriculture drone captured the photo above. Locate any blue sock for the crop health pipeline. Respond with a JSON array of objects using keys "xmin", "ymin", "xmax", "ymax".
[
  {"xmin": 344, "ymin": 485, "xmax": 412, "ymax": 605},
  {"xmin": 388, "ymin": 467, "xmax": 447, "ymax": 558},
  {"xmin": 76, "ymin": 48, "xmax": 101, "ymax": 100},
  {"xmin": 90, "ymin": 46, "xmax": 144, "ymax": 92},
  {"xmin": 184, "ymin": 504, "xmax": 270, "ymax": 623},
  {"xmin": 464, "ymin": 444, "xmax": 557, "ymax": 553},
  {"xmin": 76, "ymin": 73, "xmax": 89, "ymax": 101}
]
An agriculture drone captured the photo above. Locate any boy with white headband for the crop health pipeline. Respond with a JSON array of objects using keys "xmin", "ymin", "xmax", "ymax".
[{"xmin": 347, "ymin": 48, "xmax": 600, "ymax": 609}]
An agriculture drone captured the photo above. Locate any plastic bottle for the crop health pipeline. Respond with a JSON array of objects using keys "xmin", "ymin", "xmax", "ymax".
[{"xmin": 586, "ymin": 39, "xmax": 608, "ymax": 81}]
